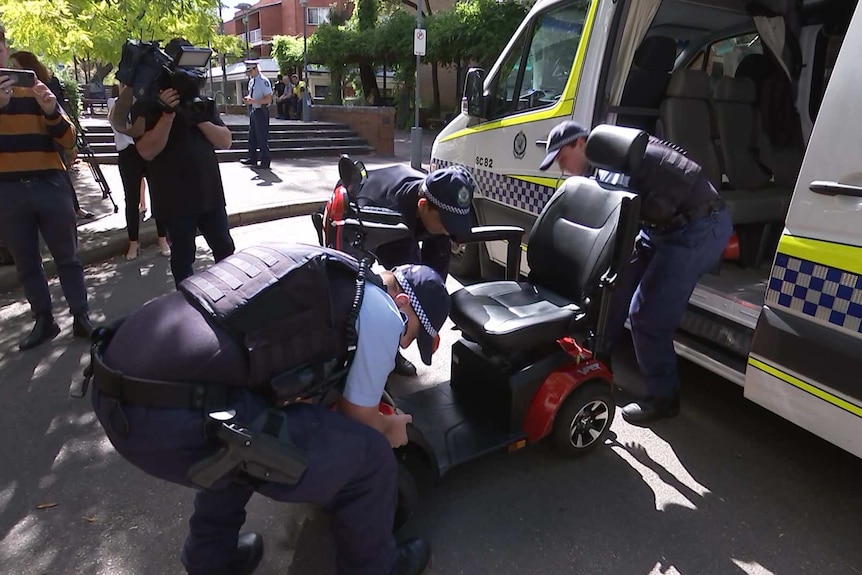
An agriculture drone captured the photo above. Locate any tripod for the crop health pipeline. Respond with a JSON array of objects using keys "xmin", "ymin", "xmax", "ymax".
[{"xmin": 70, "ymin": 114, "xmax": 118, "ymax": 214}]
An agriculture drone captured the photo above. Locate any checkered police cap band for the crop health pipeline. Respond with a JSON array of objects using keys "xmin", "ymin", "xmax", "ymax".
[
  {"xmin": 394, "ymin": 269, "xmax": 438, "ymax": 339},
  {"xmin": 420, "ymin": 182, "xmax": 472, "ymax": 216}
]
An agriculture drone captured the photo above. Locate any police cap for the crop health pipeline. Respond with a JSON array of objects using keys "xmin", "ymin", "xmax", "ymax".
[
  {"xmin": 392, "ymin": 264, "xmax": 451, "ymax": 366},
  {"xmin": 422, "ymin": 166, "xmax": 475, "ymax": 239},
  {"xmin": 539, "ymin": 121, "xmax": 591, "ymax": 171}
]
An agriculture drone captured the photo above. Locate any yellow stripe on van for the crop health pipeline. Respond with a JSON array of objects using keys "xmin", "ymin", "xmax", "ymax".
[
  {"xmin": 748, "ymin": 357, "xmax": 862, "ymax": 418},
  {"xmin": 437, "ymin": 0, "xmax": 599, "ymax": 144},
  {"xmin": 777, "ymin": 234, "xmax": 862, "ymax": 277},
  {"xmin": 509, "ymin": 174, "xmax": 566, "ymax": 189}
]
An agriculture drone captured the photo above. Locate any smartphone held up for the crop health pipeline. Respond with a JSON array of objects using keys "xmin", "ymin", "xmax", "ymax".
[{"xmin": 0, "ymin": 68, "xmax": 37, "ymax": 89}]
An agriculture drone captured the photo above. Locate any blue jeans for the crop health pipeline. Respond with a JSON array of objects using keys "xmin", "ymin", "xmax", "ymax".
[
  {"xmin": 92, "ymin": 389, "xmax": 398, "ymax": 575},
  {"xmin": 248, "ymin": 108, "xmax": 270, "ymax": 164},
  {"xmin": 607, "ymin": 207, "xmax": 734, "ymax": 399},
  {"xmin": 0, "ymin": 173, "xmax": 89, "ymax": 316},
  {"xmin": 165, "ymin": 207, "xmax": 235, "ymax": 287}
]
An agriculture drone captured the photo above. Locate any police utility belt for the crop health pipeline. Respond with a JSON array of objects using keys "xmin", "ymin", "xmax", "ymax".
[{"xmin": 642, "ymin": 197, "xmax": 725, "ymax": 233}]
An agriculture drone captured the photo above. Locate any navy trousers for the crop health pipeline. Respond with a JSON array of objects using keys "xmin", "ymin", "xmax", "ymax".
[
  {"xmin": 375, "ymin": 234, "xmax": 452, "ymax": 280},
  {"xmin": 93, "ymin": 389, "xmax": 398, "ymax": 575},
  {"xmin": 247, "ymin": 108, "xmax": 270, "ymax": 165},
  {"xmin": 165, "ymin": 207, "xmax": 235, "ymax": 288},
  {"xmin": 607, "ymin": 207, "xmax": 734, "ymax": 399},
  {"xmin": 0, "ymin": 173, "xmax": 89, "ymax": 316}
]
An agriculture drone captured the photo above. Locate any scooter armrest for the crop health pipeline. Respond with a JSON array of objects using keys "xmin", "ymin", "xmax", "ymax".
[{"xmin": 453, "ymin": 226, "xmax": 525, "ymax": 281}]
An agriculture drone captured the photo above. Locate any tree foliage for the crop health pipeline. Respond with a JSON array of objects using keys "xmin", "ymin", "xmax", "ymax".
[
  {"xmin": 271, "ymin": 35, "xmax": 305, "ymax": 74},
  {"xmin": 0, "ymin": 0, "xmax": 243, "ymax": 65}
]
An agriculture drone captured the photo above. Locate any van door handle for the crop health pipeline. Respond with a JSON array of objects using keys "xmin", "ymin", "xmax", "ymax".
[
  {"xmin": 536, "ymin": 140, "xmax": 547, "ymax": 147},
  {"xmin": 809, "ymin": 180, "xmax": 862, "ymax": 198}
]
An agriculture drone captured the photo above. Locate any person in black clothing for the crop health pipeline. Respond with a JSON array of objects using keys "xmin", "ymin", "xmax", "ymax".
[
  {"xmin": 274, "ymin": 74, "xmax": 287, "ymax": 119},
  {"xmin": 351, "ymin": 163, "xmax": 475, "ymax": 376},
  {"xmin": 132, "ymin": 39, "xmax": 236, "ymax": 287}
]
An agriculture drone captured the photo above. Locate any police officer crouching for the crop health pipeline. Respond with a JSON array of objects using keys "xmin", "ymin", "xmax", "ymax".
[
  {"xmin": 85, "ymin": 243, "xmax": 447, "ymax": 574},
  {"xmin": 353, "ymin": 164, "xmax": 475, "ymax": 376},
  {"xmin": 539, "ymin": 121, "xmax": 733, "ymax": 424}
]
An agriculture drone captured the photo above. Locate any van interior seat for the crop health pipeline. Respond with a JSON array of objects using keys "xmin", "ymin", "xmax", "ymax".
[
  {"xmin": 658, "ymin": 68, "xmax": 723, "ymax": 189},
  {"xmin": 618, "ymin": 35, "xmax": 678, "ymax": 133},
  {"xmin": 734, "ymin": 53, "xmax": 805, "ymax": 189},
  {"xmin": 711, "ymin": 75, "xmax": 792, "ymax": 224}
]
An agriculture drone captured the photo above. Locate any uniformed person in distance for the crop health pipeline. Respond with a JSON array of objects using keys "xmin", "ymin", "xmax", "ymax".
[
  {"xmin": 90, "ymin": 244, "xmax": 447, "ymax": 574},
  {"xmin": 539, "ymin": 121, "xmax": 733, "ymax": 424},
  {"xmin": 352, "ymin": 164, "xmax": 475, "ymax": 376},
  {"xmin": 240, "ymin": 60, "xmax": 272, "ymax": 169}
]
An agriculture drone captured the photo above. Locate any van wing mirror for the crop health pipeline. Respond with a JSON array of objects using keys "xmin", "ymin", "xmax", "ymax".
[{"xmin": 463, "ymin": 67, "xmax": 487, "ymax": 119}]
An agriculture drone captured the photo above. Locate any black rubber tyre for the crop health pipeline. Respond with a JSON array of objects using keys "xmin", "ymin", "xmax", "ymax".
[
  {"xmin": 552, "ymin": 381, "xmax": 615, "ymax": 458},
  {"xmin": 394, "ymin": 460, "xmax": 419, "ymax": 532}
]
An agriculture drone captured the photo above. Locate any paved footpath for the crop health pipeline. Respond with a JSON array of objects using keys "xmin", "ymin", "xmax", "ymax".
[{"xmin": 0, "ymin": 118, "xmax": 440, "ymax": 292}]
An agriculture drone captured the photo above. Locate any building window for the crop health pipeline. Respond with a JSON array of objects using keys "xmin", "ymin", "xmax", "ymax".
[{"xmin": 307, "ymin": 7, "xmax": 330, "ymax": 25}]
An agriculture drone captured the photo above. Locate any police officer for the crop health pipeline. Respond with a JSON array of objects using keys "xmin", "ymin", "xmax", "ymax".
[
  {"xmin": 539, "ymin": 121, "xmax": 733, "ymax": 424},
  {"xmin": 89, "ymin": 243, "xmax": 447, "ymax": 574},
  {"xmin": 241, "ymin": 61, "xmax": 272, "ymax": 169},
  {"xmin": 352, "ymin": 164, "xmax": 474, "ymax": 376}
]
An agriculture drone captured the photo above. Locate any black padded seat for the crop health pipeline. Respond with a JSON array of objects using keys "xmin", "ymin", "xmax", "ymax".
[
  {"xmin": 450, "ymin": 125, "xmax": 645, "ymax": 357},
  {"xmin": 451, "ymin": 283, "xmax": 583, "ymax": 353}
]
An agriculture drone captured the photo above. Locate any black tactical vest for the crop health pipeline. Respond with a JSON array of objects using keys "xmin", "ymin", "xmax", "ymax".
[
  {"xmin": 634, "ymin": 136, "xmax": 718, "ymax": 225},
  {"xmin": 179, "ymin": 243, "xmax": 382, "ymax": 401}
]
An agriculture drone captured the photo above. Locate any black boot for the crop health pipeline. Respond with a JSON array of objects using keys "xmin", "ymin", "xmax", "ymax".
[
  {"xmin": 229, "ymin": 532, "xmax": 264, "ymax": 575},
  {"xmin": 72, "ymin": 312, "xmax": 94, "ymax": 339},
  {"xmin": 392, "ymin": 537, "xmax": 431, "ymax": 575},
  {"xmin": 393, "ymin": 352, "xmax": 417, "ymax": 377},
  {"xmin": 621, "ymin": 395, "xmax": 680, "ymax": 425},
  {"xmin": 19, "ymin": 314, "xmax": 60, "ymax": 351}
]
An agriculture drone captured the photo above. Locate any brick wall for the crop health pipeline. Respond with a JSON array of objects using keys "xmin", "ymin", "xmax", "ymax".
[{"xmin": 311, "ymin": 106, "xmax": 395, "ymax": 156}]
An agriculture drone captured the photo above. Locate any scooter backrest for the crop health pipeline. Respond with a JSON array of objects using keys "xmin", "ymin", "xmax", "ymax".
[
  {"xmin": 584, "ymin": 124, "xmax": 648, "ymax": 176},
  {"xmin": 338, "ymin": 155, "xmax": 364, "ymax": 200},
  {"xmin": 526, "ymin": 126, "xmax": 643, "ymax": 305}
]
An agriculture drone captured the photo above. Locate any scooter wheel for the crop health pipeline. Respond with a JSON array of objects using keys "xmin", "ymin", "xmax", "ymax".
[
  {"xmin": 552, "ymin": 380, "xmax": 615, "ymax": 458},
  {"xmin": 394, "ymin": 460, "xmax": 418, "ymax": 533}
]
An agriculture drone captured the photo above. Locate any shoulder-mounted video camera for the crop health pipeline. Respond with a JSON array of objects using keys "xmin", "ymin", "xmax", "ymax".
[{"xmin": 117, "ymin": 39, "xmax": 217, "ymax": 123}]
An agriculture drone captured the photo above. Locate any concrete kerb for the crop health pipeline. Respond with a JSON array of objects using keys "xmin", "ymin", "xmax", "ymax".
[{"xmin": 0, "ymin": 199, "xmax": 326, "ymax": 294}]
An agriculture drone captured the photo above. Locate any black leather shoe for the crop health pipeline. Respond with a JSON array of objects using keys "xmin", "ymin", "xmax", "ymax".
[
  {"xmin": 229, "ymin": 532, "xmax": 264, "ymax": 575},
  {"xmin": 621, "ymin": 396, "xmax": 680, "ymax": 425},
  {"xmin": 392, "ymin": 537, "xmax": 431, "ymax": 575},
  {"xmin": 72, "ymin": 313, "xmax": 93, "ymax": 339},
  {"xmin": 393, "ymin": 352, "xmax": 417, "ymax": 377},
  {"xmin": 240, "ymin": 158, "xmax": 258, "ymax": 166},
  {"xmin": 19, "ymin": 314, "xmax": 60, "ymax": 351}
]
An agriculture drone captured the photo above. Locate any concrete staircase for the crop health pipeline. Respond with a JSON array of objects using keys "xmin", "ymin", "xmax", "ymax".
[{"xmin": 78, "ymin": 121, "xmax": 375, "ymax": 164}]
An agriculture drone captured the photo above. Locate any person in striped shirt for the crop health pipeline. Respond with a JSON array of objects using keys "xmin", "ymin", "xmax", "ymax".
[{"xmin": 0, "ymin": 24, "xmax": 92, "ymax": 350}]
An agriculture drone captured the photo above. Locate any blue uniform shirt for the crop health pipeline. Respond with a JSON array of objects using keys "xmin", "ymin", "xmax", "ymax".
[
  {"xmin": 342, "ymin": 282, "xmax": 404, "ymax": 407},
  {"xmin": 248, "ymin": 75, "xmax": 273, "ymax": 109}
]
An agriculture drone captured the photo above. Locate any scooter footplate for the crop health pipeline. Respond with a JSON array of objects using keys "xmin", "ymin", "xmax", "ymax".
[{"xmin": 395, "ymin": 382, "xmax": 526, "ymax": 477}]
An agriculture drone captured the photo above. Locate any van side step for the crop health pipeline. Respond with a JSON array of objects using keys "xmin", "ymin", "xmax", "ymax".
[{"xmin": 672, "ymin": 331, "xmax": 747, "ymax": 386}]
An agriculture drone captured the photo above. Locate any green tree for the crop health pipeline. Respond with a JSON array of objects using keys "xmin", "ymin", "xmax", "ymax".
[
  {"xmin": 271, "ymin": 35, "xmax": 305, "ymax": 75},
  {"xmin": 0, "ymin": 0, "xmax": 242, "ymax": 73}
]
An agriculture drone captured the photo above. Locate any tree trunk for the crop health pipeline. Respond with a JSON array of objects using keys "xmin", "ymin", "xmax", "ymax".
[
  {"xmin": 93, "ymin": 62, "xmax": 114, "ymax": 84},
  {"xmin": 358, "ymin": 61, "xmax": 381, "ymax": 105},
  {"xmin": 330, "ymin": 65, "xmax": 344, "ymax": 104},
  {"xmin": 431, "ymin": 63, "xmax": 440, "ymax": 115},
  {"xmin": 456, "ymin": 60, "xmax": 463, "ymax": 105}
]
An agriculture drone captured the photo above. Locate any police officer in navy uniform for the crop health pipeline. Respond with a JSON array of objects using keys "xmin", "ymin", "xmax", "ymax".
[
  {"xmin": 539, "ymin": 121, "xmax": 733, "ymax": 424},
  {"xmin": 352, "ymin": 164, "xmax": 475, "ymax": 376},
  {"xmin": 88, "ymin": 244, "xmax": 447, "ymax": 574},
  {"xmin": 241, "ymin": 61, "xmax": 272, "ymax": 169}
]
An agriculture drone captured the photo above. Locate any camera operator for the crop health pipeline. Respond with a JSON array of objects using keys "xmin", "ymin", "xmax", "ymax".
[
  {"xmin": 0, "ymin": 22, "xmax": 93, "ymax": 350},
  {"xmin": 127, "ymin": 38, "xmax": 236, "ymax": 288}
]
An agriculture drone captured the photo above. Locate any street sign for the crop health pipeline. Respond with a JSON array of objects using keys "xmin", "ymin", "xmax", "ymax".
[{"xmin": 414, "ymin": 28, "xmax": 427, "ymax": 57}]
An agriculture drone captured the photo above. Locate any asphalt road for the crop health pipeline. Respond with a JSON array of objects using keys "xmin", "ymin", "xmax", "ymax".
[{"xmin": 0, "ymin": 216, "xmax": 860, "ymax": 575}]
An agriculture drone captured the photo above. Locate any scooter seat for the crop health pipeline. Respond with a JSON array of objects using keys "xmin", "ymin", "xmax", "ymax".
[{"xmin": 451, "ymin": 281, "xmax": 584, "ymax": 353}]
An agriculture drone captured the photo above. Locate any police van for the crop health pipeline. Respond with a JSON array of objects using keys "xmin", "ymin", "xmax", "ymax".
[{"xmin": 430, "ymin": 0, "xmax": 862, "ymax": 458}]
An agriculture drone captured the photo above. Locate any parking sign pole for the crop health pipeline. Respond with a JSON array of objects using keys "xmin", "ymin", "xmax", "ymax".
[{"xmin": 411, "ymin": 10, "xmax": 424, "ymax": 170}]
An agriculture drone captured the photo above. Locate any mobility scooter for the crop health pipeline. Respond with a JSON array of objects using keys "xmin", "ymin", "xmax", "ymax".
[{"xmin": 311, "ymin": 125, "xmax": 646, "ymax": 519}]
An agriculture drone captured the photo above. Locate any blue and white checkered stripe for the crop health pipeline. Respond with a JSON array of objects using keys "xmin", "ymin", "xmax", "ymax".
[
  {"xmin": 432, "ymin": 158, "xmax": 557, "ymax": 216},
  {"xmin": 394, "ymin": 269, "xmax": 437, "ymax": 339},
  {"xmin": 766, "ymin": 252, "xmax": 862, "ymax": 334}
]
